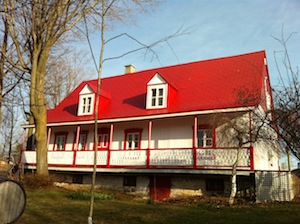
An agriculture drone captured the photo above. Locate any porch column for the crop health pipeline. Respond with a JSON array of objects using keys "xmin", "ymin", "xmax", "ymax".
[
  {"xmin": 47, "ymin": 127, "xmax": 52, "ymax": 150},
  {"xmin": 73, "ymin": 126, "xmax": 80, "ymax": 166},
  {"xmin": 193, "ymin": 116, "xmax": 198, "ymax": 168},
  {"xmin": 18, "ymin": 128, "xmax": 27, "ymax": 164},
  {"xmin": 107, "ymin": 123, "xmax": 114, "ymax": 167},
  {"xmin": 147, "ymin": 120, "xmax": 152, "ymax": 168},
  {"xmin": 249, "ymin": 111, "xmax": 253, "ymax": 147},
  {"xmin": 21, "ymin": 128, "xmax": 27, "ymax": 151},
  {"xmin": 74, "ymin": 126, "xmax": 81, "ymax": 150}
]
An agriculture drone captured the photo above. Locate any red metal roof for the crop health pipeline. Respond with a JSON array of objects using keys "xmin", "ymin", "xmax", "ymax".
[{"xmin": 47, "ymin": 51, "xmax": 269, "ymax": 124}]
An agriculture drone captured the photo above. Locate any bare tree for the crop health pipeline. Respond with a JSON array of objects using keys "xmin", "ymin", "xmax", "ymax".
[
  {"xmin": 45, "ymin": 46, "xmax": 91, "ymax": 109},
  {"xmin": 272, "ymin": 30, "xmax": 300, "ymax": 163},
  {"xmin": 81, "ymin": 0, "xmax": 194, "ymax": 222},
  {"xmin": 3, "ymin": 0, "xmax": 99, "ymax": 176}
]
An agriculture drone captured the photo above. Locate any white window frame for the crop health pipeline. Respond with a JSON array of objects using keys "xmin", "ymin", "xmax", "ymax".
[
  {"xmin": 126, "ymin": 132, "xmax": 141, "ymax": 150},
  {"xmin": 146, "ymin": 84, "xmax": 168, "ymax": 109},
  {"xmin": 78, "ymin": 93, "xmax": 95, "ymax": 116},
  {"xmin": 197, "ymin": 129, "xmax": 213, "ymax": 148}
]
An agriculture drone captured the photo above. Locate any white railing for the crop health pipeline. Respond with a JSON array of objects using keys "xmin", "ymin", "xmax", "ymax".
[
  {"xmin": 110, "ymin": 150, "xmax": 147, "ymax": 166},
  {"xmin": 150, "ymin": 149, "xmax": 193, "ymax": 166},
  {"xmin": 21, "ymin": 147, "xmax": 252, "ymax": 170},
  {"xmin": 196, "ymin": 148, "xmax": 250, "ymax": 167},
  {"xmin": 75, "ymin": 151, "xmax": 108, "ymax": 166}
]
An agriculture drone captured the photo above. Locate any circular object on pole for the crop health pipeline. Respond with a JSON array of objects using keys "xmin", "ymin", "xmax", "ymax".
[{"xmin": 0, "ymin": 177, "xmax": 26, "ymax": 224}]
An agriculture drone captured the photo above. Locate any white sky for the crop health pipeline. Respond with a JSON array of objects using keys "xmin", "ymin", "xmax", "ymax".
[{"xmin": 80, "ymin": 0, "xmax": 300, "ymax": 88}]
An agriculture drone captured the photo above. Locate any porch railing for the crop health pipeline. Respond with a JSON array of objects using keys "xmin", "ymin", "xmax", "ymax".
[{"xmin": 20, "ymin": 147, "xmax": 253, "ymax": 170}]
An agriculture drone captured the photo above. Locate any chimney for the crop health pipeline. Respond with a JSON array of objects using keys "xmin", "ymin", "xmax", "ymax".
[{"xmin": 124, "ymin": 64, "xmax": 136, "ymax": 74}]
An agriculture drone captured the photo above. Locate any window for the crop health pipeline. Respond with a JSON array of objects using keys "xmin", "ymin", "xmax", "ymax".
[
  {"xmin": 123, "ymin": 176, "xmax": 137, "ymax": 187},
  {"xmin": 82, "ymin": 96, "xmax": 92, "ymax": 114},
  {"xmin": 146, "ymin": 73, "xmax": 168, "ymax": 109},
  {"xmin": 124, "ymin": 129, "xmax": 142, "ymax": 150},
  {"xmin": 197, "ymin": 127, "xmax": 215, "ymax": 148},
  {"xmin": 78, "ymin": 84, "xmax": 95, "ymax": 116},
  {"xmin": 97, "ymin": 128, "xmax": 110, "ymax": 150},
  {"xmin": 151, "ymin": 87, "xmax": 164, "ymax": 107},
  {"xmin": 98, "ymin": 133, "xmax": 109, "ymax": 149},
  {"xmin": 73, "ymin": 131, "xmax": 88, "ymax": 151},
  {"xmin": 206, "ymin": 178, "xmax": 224, "ymax": 192},
  {"xmin": 54, "ymin": 132, "xmax": 68, "ymax": 151}
]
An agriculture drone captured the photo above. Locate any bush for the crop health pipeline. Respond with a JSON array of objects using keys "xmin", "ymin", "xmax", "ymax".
[
  {"xmin": 67, "ymin": 191, "xmax": 115, "ymax": 200},
  {"xmin": 20, "ymin": 173, "xmax": 55, "ymax": 189}
]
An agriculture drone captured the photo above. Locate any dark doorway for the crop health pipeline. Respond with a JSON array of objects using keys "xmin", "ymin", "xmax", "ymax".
[{"xmin": 149, "ymin": 176, "xmax": 171, "ymax": 201}]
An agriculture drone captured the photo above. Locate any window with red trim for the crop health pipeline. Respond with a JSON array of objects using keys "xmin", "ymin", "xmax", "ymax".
[
  {"xmin": 197, "ymin": 126, "xmax": 215, "ymax": 148},
  {"xmin": 97, "ymin": 128, "xmax": 110, "ymax": 150},
  {"xmin": 54, "ymin": 132, "xmax": 68, "ymax": 151},
  {"xmin": 98, "ymin": 133, "xmax": 109, "ymax": 149},
  {"xmin": 124, "ymin": 129, "xmax": 142, "ymax": 150},
  {"xmin": 73, "ymin": 131, "xmax": 88, "ymax": 150}
]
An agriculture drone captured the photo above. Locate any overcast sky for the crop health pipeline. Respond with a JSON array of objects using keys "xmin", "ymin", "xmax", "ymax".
[{"xmin": 82, "ymin": 0, "xmax": 299, "ymax": 87}]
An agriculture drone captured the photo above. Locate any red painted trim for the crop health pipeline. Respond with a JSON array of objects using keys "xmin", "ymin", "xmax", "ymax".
[
  {"xmin": 193, "ymin": 116, "xmax": 198, "ymax": 169},
  {"xmin": 249, "ymin": 111, "xmax": 253, "ymax": 147},
  {"xmin": 53, "ymin": 132, "xmax": 68, "ymax": 151},
  {"xmin": 96, "ymin": 127, "xmax": 110, "ymax": 150},
  {"xmin": 192, "ymin": 124, "xmax": 216, "ymax": 148},
  {"xmin": 124, "ymin": 128, "xmax": 143, "ymax": 150},
  {"xmin": 107, "ymin": 124, "xmax": 114, "ymax": 167},
  {"xmin": 47, "ymin": 128, "xmax": 52, "ymax": 150},
  {"xmin": 250, "ymin": 146, "xmax": 254, "ymax": 170},
  {"xmin": 147, "ymin": 121, "xmax": 152, "ymax": 168},
  {"xmin": 19, "ymin": 129, "xmax": 27, "ymax": 164},
  {"xmin": 74, "ymin": 126, "xmax": 81, "ymax": 151}
]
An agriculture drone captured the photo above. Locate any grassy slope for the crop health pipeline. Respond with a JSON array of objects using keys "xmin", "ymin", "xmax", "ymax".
[{"xmin": 17, "ymin": 189, "xmax": 300, "ymax": 224}]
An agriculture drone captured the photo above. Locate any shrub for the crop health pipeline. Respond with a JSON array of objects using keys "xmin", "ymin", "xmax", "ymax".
[{"xmin": 67, "ymin": 191, "xmax": 115, "ymax": 200}]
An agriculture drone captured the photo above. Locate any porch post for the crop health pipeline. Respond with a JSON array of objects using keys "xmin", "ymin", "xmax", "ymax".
[
  {"xmin": 73, "ymin": 126, "xmax": 80, "ymax": 166},
  {"xmin": 107, "ymin": 123, "xmax": 114, "ymax": 167},
  {"xmin": 75, "ymin": 126, "xmax": 81, "ymax": 150},
  {"xmin": 249, "ymin": 111, "xmax": 253, "ymax": 147},
  {"xmin": 147, "ymin": 120, "xmax": 152, "ymax": 168},
  {"xmin": 193, "ymin": 116, "xmax": 198, "ymax": 168},
  {"xmin": 18, "ymin": 128, "xmax": 27, "ymax": 164},
  {"xmin": 47, "ymin": 127, "xmax": 52, "ymax": 150},
  {"xmin": 21, "ymin": 128, "xmax": 27, "ymax": 151}
]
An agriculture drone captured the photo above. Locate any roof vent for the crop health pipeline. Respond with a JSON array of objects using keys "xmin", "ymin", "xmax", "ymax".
[{"xmin": 125, "ymin": 64, "xmax": 136, "ymax": 74}]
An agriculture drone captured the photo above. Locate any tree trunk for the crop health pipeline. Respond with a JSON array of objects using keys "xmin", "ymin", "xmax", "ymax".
[
  {"xmin": 229, "ymin": 147, "xmax": 241, "ymax": 206},
  {"xmin": 30, "ymin": 50, "xmax": 49, "ymax": 177}
]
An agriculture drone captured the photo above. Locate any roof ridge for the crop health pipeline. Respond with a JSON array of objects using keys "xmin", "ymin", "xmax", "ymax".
[{"xmin": 84, "ymin": 50, "xmax": 266, "ymax": 82}]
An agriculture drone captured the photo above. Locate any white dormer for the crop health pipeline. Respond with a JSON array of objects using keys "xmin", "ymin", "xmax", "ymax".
[
  {"xmin": 78, "ymin": 84, "xmax": 95, "ymax": 116},
  {"xmin": 146, "ymin": 73, "xmax": 168, "ymax": 109}
]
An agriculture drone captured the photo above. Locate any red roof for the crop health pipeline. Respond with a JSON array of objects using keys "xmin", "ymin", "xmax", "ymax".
[{"xmin": 47, "ymin": 51, "xmax": 269, "ymax": 124}]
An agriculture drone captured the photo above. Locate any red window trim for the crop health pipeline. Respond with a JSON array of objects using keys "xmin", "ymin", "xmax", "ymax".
[
  {"xmin": 193, "ymin": 125, "xmax": 216, "ymax": 148},
  {"xmin": 53, "ymin": 132, "xmax": 68, "ymax": 151},
  {"xmin": 94, "ymin": 128, "xmax": 110, "ymax": 150},
  {"xmin": 72, "ymin": 131, "xmax": 89, "ymax": 151},
  {"xmin": 124, "ymin": 128, "xmax": 143, "ymax": 150}
]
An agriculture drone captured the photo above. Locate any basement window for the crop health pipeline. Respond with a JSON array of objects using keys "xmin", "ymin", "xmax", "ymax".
[
  {"xmin": 206, "ymin": 178, "xmax": 224, "ymax": 192},
  {"xmin": 123, "ymin": 176, "xmax": 137, "ymax": 187}
]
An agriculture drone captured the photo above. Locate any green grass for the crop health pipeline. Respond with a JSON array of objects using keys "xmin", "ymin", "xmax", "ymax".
[{"xmin": 17, "ymin": 188, "xmax": 300, "ymax": 224}]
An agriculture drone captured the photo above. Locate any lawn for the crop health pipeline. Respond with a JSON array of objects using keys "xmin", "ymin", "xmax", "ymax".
[{"xmin": 17, "ymin": 188, "xmax": 300, "ymax": 224}]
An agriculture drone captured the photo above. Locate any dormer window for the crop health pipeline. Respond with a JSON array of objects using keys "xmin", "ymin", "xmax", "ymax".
[
  {"xmin": 78, "ymin": 84, "xmax": 95, "ymax": 116},
  {"xmin": 146, "ymin": 73, "xmax": 168, "ymax": 109}
]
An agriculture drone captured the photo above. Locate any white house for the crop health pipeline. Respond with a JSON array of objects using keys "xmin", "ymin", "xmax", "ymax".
[{"xmin": 20, "ymin": 51, "xmax": 280, "ymax": 200}]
